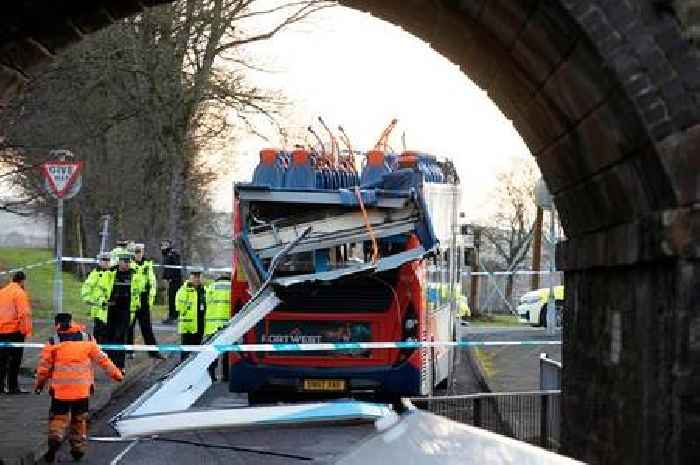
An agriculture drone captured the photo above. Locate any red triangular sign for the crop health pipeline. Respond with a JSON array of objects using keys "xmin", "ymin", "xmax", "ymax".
[{"xmin": 42, "ymin": 161, "xmax": 83, "ymax": 199}]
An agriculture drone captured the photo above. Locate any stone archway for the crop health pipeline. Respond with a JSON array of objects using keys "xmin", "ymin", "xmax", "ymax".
[{"xmin": 1, "ymin": 1, "xmax": 699, "ymax": 463}]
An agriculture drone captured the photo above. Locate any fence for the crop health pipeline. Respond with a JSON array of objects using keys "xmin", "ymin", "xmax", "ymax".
[
  {"xmin": 411, "ymin": 390, "xmax": 561, "ymax": 451},
  {"xmin": 461, "ymin": 270, "xmax": 564, "ymax": 315},
  {"xmin": 540, "ymin": 353, "xmax": 562, "ymax": 390}
]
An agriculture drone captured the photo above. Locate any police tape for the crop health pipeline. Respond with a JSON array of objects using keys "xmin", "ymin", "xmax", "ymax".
[
  {"xmin": 60, "ymin": 256, "xmax": 232, "ymax": 273},
  {"xmin": 0, "ymin": 259, "xmax": 58, "ymax": 276},
  {"xmin": 0, "ymin": 340, "xmax": 561, "ymax": 352}
]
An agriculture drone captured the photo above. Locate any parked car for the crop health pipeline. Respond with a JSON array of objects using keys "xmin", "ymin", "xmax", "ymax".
[{"xmin": 517, "ymin": 285, "xmax": 564, "ymax": 327}]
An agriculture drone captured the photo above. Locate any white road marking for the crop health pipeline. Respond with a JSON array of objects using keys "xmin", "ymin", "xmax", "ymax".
[{"xmin": 110, "ymin": 439, "xmax": 139, "ymax": 465}]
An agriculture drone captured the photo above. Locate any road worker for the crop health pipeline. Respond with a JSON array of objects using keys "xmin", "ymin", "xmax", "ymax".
[
  {"xmin": 0, "ymin": 271, "xmax": 32, "ymax": 394},
  {"xmin": 176, "ymin": 269, "xmax": 207, "ymax": 363},
  {"xmin": 34, "ymin": 313, "xmax": 123, "ymax": 463},
  {"xmin": 109, "ymin": 240, "xmax": 130, "ymax": 267},
  {"xmin": 98, "ymin": 252, "xmax": 145, "ymax": 371},
  {"xmin": 204, "ymin": 273, "xmax": 232, "ymax": 381},
  {"xmin": 79, "ymin": 253, "xmax": 112, "ymax": 343},
  {"xmin": 127, "ymin": 243, "xmax": 164, "ymax": 359},
  {"xmin": 160, "ymin": 240, "xmax": 183, "ymax": 324}
]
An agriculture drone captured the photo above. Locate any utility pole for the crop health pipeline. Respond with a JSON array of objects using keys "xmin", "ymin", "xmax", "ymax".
[
  {"xmin": 531, "ymin": 207, "xmax": 544, "ymax": 290},
  {"xmin": 469, "ymin": 226, "xmax": 481, "ymax": 316}
]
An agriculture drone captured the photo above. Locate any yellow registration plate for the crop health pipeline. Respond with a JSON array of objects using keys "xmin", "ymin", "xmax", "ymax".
[{"xmin": 303, "ymin": 379, "xmax": 346, "ymax": 391}]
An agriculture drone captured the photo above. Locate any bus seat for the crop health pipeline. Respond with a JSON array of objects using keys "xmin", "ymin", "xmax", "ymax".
[{"xmin": 285, "ymin": 149, "xmax": 316, "ymax": 189}]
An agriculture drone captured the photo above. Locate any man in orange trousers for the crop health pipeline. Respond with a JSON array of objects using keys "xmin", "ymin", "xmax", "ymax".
[{"xmin": 34, "ymin": 313, "xmax": 123, "ymax": 463}]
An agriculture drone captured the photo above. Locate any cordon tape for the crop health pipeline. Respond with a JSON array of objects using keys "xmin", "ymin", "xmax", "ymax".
[{"xmin": 0, "ymin": 340, "xmax": 561, "ymax": 352}]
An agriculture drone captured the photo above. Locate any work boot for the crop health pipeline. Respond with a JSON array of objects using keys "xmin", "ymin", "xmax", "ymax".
[
  {"xmin": 71, "ymin": 449, "xmax": 85, "ymax": 462},
  {"xmin": 44, "ymin": 441, "xmax": 60, "ymax": 463}
]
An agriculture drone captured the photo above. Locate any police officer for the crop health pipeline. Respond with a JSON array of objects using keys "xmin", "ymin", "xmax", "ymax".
[
  {"xmin": 160, "ymin": 240, "xmax": 182, "ymax": 324},
  {"xmin": 109, "ymin": 240, "xmax": 130, "ymax": 267},
  {"xmin": 99, "ymin": 252, "xmax": 144, "ymax": 371},
  {"xmin": 80, "ymin": 253, "xmax": 111, "ymax": 343},
  {"xmin": 127, "ymin": 244, "xmax": 164, "ymax": 359},
  {"xmin": 204, "ymin": 273, "xmax": 232, "ymax": 381},
  {"xmin": 176, "ymin": 269, "xmax": 207, "ymax": 363},
  {"xmin": 34, "ymin": 313, "xmax": 123, "ymax": 463}
]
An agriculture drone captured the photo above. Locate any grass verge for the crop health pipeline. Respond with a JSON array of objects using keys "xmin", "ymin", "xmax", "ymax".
[
  {"xmin": 0, "ymin": 248, "xmax": 87, "ymax": 320},
  {"xmin": 466, "ymin": 313, "xmax": 521, "ymax": 327}
]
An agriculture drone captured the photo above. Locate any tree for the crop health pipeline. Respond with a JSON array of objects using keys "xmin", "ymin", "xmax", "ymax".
[
  {"xmin": 481, "ymin": 155, "xmax": 540, "ymax": 306},
  {"xmin": 0, "ymin": 0, "xmax": 333, "ymax": 263}
]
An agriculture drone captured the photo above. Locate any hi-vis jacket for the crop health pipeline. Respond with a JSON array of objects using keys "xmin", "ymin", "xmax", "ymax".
[
  {"xmin": 80, "ymin": 268, "xmax": 109, "ymax": 322},
  {"xmin": 0, "ymin": 282, "xmax": 32, "ymax": 336},
  {"xmin": 204, "ymin": 279, "xmax": 231, "ymax": 336},
  {"xmin": 176, "ymin": 281, "xmax": 205, "ymax": 335},
  {"xmin": 34, "ymin": 325, "xmax": 123, "ymax": 401},
  {"xmin": 130, "ymin": 259, "xmax": 157, "ymax": 307},
  {"xmin": 97, "ymin": 269, "xmax": 146, "ymax": 323}
]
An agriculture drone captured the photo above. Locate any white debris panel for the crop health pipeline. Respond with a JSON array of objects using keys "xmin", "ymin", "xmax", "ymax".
[{"xmin": 115, "ymin": 401, "xmax": 392, "ymax": 439}]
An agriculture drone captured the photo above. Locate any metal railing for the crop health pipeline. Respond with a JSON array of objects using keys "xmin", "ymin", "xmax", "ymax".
[
  {"xmin": 540, "ymin": 353, "xmax": 562, "ymax": 390},
  {"xmin": 411, "ymin": 390, "xmax": 561, "ymax": 451}
]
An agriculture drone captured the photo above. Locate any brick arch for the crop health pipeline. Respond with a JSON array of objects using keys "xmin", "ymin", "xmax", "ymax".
[{"xmin": 1, "ymin": 1, "xmax": 699, "ymax": 464}]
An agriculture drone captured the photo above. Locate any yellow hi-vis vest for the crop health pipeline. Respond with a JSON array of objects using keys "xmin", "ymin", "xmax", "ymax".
[
  {"xmin": 130, "ymin": 259, "xmax": 157, "ymax": 307},
  {"xmin": 176, "ymin": 281, "xmax": 206, "ymax": 335},
  {"xmin": 205, "ymin": 280, "xmax": 231, "ymax": 336},
  {"xmin": 80, "ymin": 268, "xmax": 109, "ymax": 322},
  {"xmin": 97, "ymin": 269, "xmax": 146, "ymax": 323}
]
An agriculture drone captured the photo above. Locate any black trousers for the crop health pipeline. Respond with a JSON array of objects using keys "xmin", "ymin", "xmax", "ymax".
[
  {"xmin": 0, "ymin": 332, "xmax": 24, "ymax": 391},
  {"xmin": 93, "ymin": 319, "xmax": 108, "ymax": 344},
  {"xmin": 167, "ymin": 279, "xmax": 181, "ymax": 319},
  {"xmin": 127, "ymin": 300, "xmax": 158, "ymax": 354},
  {"xmin": 105, "ymin": 304, "xmax": 130, "ymax": 370},
  {"xmin": 180, "ymin": 332, "xmax": 202, "ymax": 363}
]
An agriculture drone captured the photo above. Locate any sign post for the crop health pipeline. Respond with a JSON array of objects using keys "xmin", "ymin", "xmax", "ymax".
[
  {"xmin": 41, "ymin": 150, "xmax": 83, "ymax": 315},
  {"xmin": 535, "ymin": 178, "xmax": 557, "ymax": 335}
]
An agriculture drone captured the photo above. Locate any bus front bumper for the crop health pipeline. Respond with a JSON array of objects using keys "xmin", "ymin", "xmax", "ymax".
[{"xmin": 229, "ymin": 359, "xmax": 421, "ymax": 396}]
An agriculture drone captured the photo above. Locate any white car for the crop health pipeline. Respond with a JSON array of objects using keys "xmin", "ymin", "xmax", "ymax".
[{"xmin": 517, "ymin": 286, "xmax": 564, "ymax": 327}]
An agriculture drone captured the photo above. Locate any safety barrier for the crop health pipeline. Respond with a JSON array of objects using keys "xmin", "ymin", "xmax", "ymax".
[
  {"xmin": 411, "ymin": 390, "xmax": 562, "ymax": 451},
  {"xmin": 0, "ymin": 340, "xmax": 562, "ymax": 352}
]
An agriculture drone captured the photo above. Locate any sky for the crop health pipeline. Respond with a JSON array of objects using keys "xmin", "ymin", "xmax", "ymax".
[{"xmin": 210, "ymin": 4, "xmax": 532, "ymax": 221}]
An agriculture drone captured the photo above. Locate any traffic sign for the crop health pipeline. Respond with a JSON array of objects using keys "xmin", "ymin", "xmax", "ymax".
[{"xmin": 41, "ymin": 161, "xmax": 83, "ymax": 199}]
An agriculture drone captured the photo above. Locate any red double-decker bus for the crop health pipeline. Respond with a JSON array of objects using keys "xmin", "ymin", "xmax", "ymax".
[{"xmin": 228, "ymin": 149, "xmax": 462, "ymax": 400}]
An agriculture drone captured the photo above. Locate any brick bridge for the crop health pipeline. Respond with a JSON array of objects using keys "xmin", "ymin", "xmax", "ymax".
[{"xmin": 1, "ymin": 1, "xmax": 699, "ymax": 464}]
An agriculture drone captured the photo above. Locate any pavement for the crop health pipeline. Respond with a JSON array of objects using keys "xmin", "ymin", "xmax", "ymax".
[
  {"xmin": 459, "ymin": 323, "xmax": 562, "ymax": 392},
  {"xmin": 0, "ymin": 319, "xmax": 178, "ymax": 465}
]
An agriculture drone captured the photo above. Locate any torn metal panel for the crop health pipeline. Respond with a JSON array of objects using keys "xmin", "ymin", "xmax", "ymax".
[
  {"xmin": 237, "ymin": 186, "xmax": 411, "ymax": 209},
  {"xmin": 116, "ymin": 290, "xmax": 281, "ymax": 419},
  {"xmin": 335, "ymin": 410, "xmax": 584, "ymax": 465},
  {"xmin": 114, "ymin": 401, "xmax": 392, "ymax": 439},
  {"xmin": 114, "ymin": 229, "xmax": 311, "ymax": 424},
  {"xmin": 248, "ymin": 207, "xmax": 417, "ymax": 252},
  {"xmin": 256, "ymin": 218, "xmax": 419, "ymax": 259},
  {"xmin": 272, "ymin": 247, "xmax": 428, "ymax": 289}
]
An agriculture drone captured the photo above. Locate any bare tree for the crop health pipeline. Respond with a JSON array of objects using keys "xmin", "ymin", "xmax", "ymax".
[
  {"xmin": 481, "ymin": 155, "xmax": 540, "ymax": 302},
  {"xmin": 0, "ymin": 0, "xmax": 333, "ymax": 262}
]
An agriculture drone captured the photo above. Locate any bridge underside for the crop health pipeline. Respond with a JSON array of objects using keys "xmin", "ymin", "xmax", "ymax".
[{"xmin": 1, "ymin": 1, "xmax": 700, "ymax": 463}]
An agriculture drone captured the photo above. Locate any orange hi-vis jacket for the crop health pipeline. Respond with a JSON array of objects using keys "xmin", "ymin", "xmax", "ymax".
[
  {"xmin": 35, "ymin": 325, "xmax": 123, "ymax": 401},
  {"xmin": 0, "ymin": 282, "xmax": 32, "ymax": 336}
]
